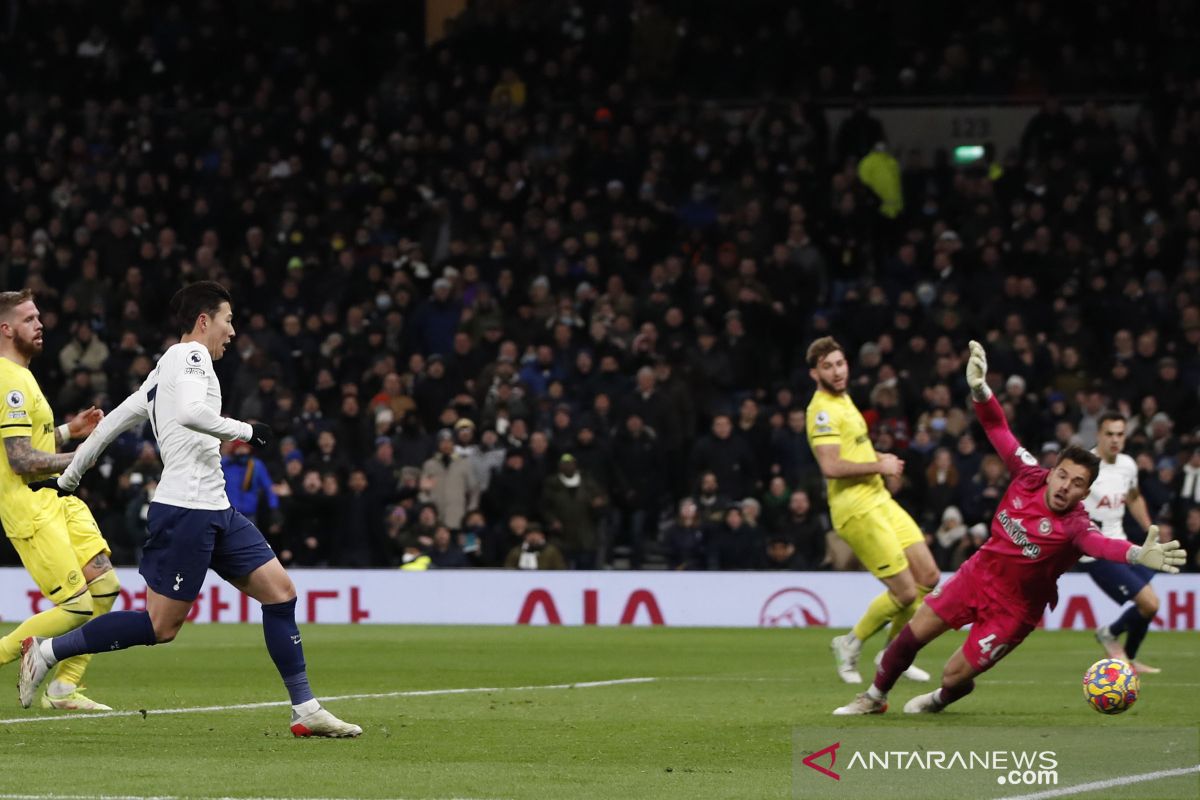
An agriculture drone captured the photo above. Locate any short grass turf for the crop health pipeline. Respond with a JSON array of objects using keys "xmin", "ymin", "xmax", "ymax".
[{"xmin": 0, "ymin": 624, "xmax": 1196, "ymax": 800}]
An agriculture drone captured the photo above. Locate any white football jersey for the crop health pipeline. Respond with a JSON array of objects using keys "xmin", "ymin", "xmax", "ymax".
[
  {"xmin": 1078, "ymin": 452, "xmax": 1138, "ymax": 564},
  {"xmin": 61, "ymin": 342, "xmax": 252, "ymax": 510}
]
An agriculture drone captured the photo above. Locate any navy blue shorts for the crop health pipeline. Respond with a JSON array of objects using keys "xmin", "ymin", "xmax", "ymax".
[
  {"xmin": 140, "ymin": 503, "xmax": 276, "ymax": 601},
  {"xmin": 1083, "ymin": 559, "xmax": 1157, "ymax": 605}
]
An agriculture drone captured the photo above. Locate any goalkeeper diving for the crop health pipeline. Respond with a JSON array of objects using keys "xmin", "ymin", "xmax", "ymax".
[{"xmin": 833, "ymin": 340, "xmax": 1185, "ymax": 715}]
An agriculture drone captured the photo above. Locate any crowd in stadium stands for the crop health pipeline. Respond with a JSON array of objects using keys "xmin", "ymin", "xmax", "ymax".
[{"xmin": 2, "ymin": 1, "xmax": 1200, "ymax": 572}]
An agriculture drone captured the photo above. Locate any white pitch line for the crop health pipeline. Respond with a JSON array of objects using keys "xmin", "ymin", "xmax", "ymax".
[
  {"xmin": 997, "ymin": 764, "xmax": 1200, "ymax": 800},
  {"xmin": 0, "ymin": 796, "xmax": 502, "ymax": 800},
  {"xmin": 0, "ymin": 677, "xmax": 656, "ymax": 726}
]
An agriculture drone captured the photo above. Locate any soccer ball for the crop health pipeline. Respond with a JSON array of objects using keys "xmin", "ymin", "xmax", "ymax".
[{"xmin": 1083, "ymin": 658, "xmax": 1139, "ymax": 715}]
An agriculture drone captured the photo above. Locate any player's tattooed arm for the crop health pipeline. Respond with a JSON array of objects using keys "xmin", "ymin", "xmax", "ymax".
[
  {"xmin": 3, "ymin": 435, "xmax": 75, "ymax": 475},
  {"xmin": 88, "ymin": 552, "xmax": 112, "ymax": 571},
  {"xmin": 54, "ymin": 425, "xmax": 65, "ymax": 450}
]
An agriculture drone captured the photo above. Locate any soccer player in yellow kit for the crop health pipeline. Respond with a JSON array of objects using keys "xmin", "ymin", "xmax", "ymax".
[
  {"xmin": 0, "ymin": 289, "xmax": 119, "ymax": 710},
  {"xmin": 805, "ymin": 337, "xmax": 938, "ymax": 684}
]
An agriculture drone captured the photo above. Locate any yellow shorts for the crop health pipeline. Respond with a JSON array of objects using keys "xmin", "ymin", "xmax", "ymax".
[
  {"xmin": 9, "ymin": 496, "xmax": 110, "ymax": 603},
  {"xmin": 836, "ymin": 499, "xmax": 924, "ymax": 579}
]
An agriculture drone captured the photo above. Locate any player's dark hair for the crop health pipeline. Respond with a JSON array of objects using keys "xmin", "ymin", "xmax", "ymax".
[
  {"xmin": 0, "ymin": 288, "xmax": 34, "ymax": 320},
  {"xmin": 170, "ymin": 281, "xmax": 232, "ymax": 336},
  {"xmin": 1058, "ymin": 445, "xmax": 1101, "ymax": 485},
  {"xmin": 1097, "ymin": 410, "xmax": 1127, "ymax": 430},
  {"xmin": 806, "ymin": 336, "xmax": 844, "ymax": 368}
]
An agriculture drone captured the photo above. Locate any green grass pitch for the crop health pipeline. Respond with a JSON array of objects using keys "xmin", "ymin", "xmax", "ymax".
[{"xmin": 0, "ymin": 623, "xmax": 1196, "ymax": 799}]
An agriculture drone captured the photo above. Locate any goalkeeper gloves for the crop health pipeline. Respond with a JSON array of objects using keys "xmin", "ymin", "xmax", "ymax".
[
  {"xmin": 966, "ymin": 339, "xmax": 992, "ymax": 402},
  {"xmin": 1127, "ymin": 525, "xmax": 1185, "ymax": 573},
  {"xmin": 27, "ymin": 477, "xmax": 74, "ymax": 497}
]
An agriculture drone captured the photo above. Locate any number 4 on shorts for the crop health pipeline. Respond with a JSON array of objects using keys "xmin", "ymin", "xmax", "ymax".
[{"xmin": 977, "ymin": 633, "xmax": 1009, "ymax": 664}]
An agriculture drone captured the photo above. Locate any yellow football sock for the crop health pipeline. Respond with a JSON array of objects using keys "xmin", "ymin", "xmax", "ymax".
[
  {"xmin": 851, "ymin": 590, "xmax": 905, "ymax": 643},
  {"xmin": 52, "ymin": 571, "xmax": 121, "ymax": 689},
  {"xmin": 0, "ymin": 590, "xmax": 94, "ymax": 667},
  {"xmin": 887, "ymin": 584, "xmax": 935, "ymax": 642}
]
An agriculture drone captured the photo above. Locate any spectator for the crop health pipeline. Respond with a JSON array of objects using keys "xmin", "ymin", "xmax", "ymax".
[
  {"xmin": 504, "ymin": 522, "xmax": 566, "ymax": 570},
  {"xmin": 769, "ymin": 490, "xmax": 830, "ymax": 569},
  {"xmin": 541, "ymin": 454, "xmax": 607, "ymax": 569},
  {"xmin": 689, "ymin": 413, "xmax": 758, "ymax": 499},
  {"xmin": 763, "ymin": 535, "xmax": 805, "ymax": 570},
  {"xmin": 427, "ymin": 524, "xmax": 470, "ymax": 569},
  {"xmin": 664, "ymin": 498, "xmax": 707, "ymax": 570},
  {"xmin": 611, "ymin": 412, "xmax": 666, "ymax": 569},
  {"xmin": 421, "ymin": 429, "xmax": 480, "ymax": 530},
  {"xmin": 221, "ymin": 440, "xmax": 282, "ymax": 538}
]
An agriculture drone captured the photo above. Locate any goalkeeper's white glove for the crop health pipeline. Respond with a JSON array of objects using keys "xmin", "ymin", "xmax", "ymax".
[
  {"xmin": 966, "ymin": 339, "xmax": 992, "ymax": 402},
  {"xmin": 1127, "ymin": 525, "xmax": 1185, "ymax": 574}
]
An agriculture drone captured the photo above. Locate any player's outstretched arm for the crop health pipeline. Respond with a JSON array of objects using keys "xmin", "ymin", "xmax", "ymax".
[
  {"xmin": 965, "ymin": 340, "xmax": 1036, "ymax": 477},
  {"xmin": 55, "ymin": 388, "xmax": 152, "ymax": 492},
  {"xmin": 965, "ymin": 339, "xmax": 992, "ymax": 402},
  {"xmin": 1126, "ymin": 525, "xmax": 1185, "ymax": 574}
]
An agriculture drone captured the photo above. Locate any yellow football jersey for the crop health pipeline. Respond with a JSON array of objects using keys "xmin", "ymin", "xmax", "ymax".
[
  {"xmin": 0, "ymin": 356, "xmax": 58, "ymax": 538},
  {"xmin": 806, "ymin": 389, "xmax": 889, "ymax": 527}
]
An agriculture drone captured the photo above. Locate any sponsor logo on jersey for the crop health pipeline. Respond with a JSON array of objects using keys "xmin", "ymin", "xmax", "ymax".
[
  {"xmin": 7, "ymin": 410, "xmax": 26, "ymax": 419},
  {"xmin": 997, "ymin": 509, "xmax": 1041, "ymax": 558},
  {"xmin": 5, "ymin": 390, "xmax": 24, "ymax": 408},
  {"xmin": 184, "ymin": 367, "xmax": 205, "ymax": 376}
]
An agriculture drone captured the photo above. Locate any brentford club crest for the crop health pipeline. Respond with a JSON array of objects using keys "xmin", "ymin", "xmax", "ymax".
[{"xmin": 1039, "ymin": 518, "xmax": 1052, "ymax": 535}]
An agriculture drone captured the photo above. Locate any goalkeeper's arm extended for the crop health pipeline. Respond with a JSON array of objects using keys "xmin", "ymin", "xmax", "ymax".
[
  {"xmin": 1127, "ymin": 525, "xmax": 1186, "ymax": 574},
  {"xmin": 966, "ymin": 339, "xmax": 991, "ymax": 402}
]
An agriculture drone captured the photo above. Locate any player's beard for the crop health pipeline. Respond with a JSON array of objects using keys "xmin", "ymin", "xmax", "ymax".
[
  {"xmin": 12, "ymin": 329, "xmax": 42, "ymax": 360},
  {"xmin": 816, "ymin": 375, "xmax": 844, "ymax": 395}
]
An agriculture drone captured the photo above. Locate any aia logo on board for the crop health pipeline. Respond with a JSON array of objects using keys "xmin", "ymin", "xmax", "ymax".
[{"xmin": 759, "ymin": 587, "xmax": 830, "ymax": 627}]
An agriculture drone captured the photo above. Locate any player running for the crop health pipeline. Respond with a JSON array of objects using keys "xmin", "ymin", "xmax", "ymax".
[
  {"xmin": 832, "ymin": 341, "xmax": 1184, "ymax": 715},
  {"xmin": 0, "ymin": 289, "xmax": 120, "ymax": 711},
  {"xmin": 806, "ymin": 337, "xmax": 934, "ymax": 684},
  {"xmin": 18, "ymin": 282, "xmax": 361, "ymax": 738},
  {"xmin": 1084, "ymin": 411, "xmax": 1163, "ymax": 674}
]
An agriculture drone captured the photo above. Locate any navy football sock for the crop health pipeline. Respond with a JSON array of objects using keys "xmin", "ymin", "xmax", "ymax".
[
  {"xmin": 1109, "ymin": 604, "xmax": 1141, "ymax": 637},
  {"xmin": 262, "ymin": 598, "xmax": 315, "ymax": 705},
  {"xmin": 1124, "ymin": 611, "xmax": 1153, "ymax": 659},
  {"xmin": 51, "ymin": 610, "xmax": 157, "ymax": 661}
]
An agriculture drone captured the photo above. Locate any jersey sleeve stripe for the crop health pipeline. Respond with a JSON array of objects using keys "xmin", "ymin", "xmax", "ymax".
[{"xmin": 0, "ymin": 422, "xmax": 32, "ymax": 429}]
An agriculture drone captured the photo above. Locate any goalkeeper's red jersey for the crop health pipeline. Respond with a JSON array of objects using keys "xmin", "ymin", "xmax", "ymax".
[{"xmin": 969, "ymin": 395, "xmax": 1132, "ymax": 617}]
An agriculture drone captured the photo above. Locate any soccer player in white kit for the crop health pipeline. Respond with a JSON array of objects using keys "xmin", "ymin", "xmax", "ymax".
[
  {"xmin": 1082, "ymin": 411, "xmax": 1162, "ymax": 674},
  {"xmin": 19, "ymin": 282, "xmax": 361, "ymax": 737}
]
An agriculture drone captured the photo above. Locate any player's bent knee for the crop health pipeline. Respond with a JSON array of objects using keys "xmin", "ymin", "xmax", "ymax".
[
  {"xmin": 59, "ymin": 590, "xmax": 95, "ymax": 623},
  {"xmin": 892, "ymin": 585, "xmax": 918, "ymax": 607}
]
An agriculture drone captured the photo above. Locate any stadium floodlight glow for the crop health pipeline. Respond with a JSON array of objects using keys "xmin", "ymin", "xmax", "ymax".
[{"xmin": 953, "ymin": 145, "xmax": 985, "ymax": 165}]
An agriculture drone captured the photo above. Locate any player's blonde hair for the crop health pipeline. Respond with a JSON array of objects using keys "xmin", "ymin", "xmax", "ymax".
[
  {"xmin": 806, "ymin": 336, "xmax": 845, "ymax": 368},
  {"xmin": 0, "ymin": 289, "xmax": 33, "ymax": 321}
]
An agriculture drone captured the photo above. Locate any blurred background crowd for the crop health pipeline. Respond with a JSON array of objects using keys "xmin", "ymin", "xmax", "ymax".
[{"xmin": 3, "ymin": 0, "xmax": 1200, "ymax": 572}]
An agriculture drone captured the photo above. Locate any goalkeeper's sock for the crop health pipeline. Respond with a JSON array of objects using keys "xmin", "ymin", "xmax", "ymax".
[
  {"xmin": 262, "ymin": 598, "xmax": 316, "ymax": 707},
  {"xmin": 873, "ymin": 625, "xmax": 922, "ymax": 695},
  {"xmin": 852, "ymin": 590, "xmax": 905, "ymax": 643},
  {"xmin": 886, "ymin": 584, "xmax": 934, "ymax": 642},
  {"xmin": 1124, "ymin": 610, "xmax": 1153, "ymax": 660},
  {"xmin": 933, "ymin": 679, "xmax": 975, "ymax": 708}
]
